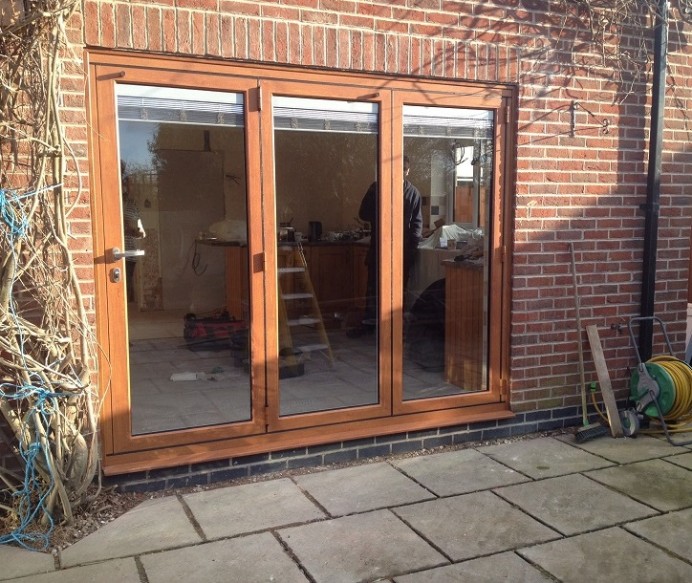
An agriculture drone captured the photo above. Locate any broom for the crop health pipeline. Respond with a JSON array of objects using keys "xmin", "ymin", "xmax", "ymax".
[{"xmin": 569, "ymin": 243, "xmax": 608, "ymax": 443}]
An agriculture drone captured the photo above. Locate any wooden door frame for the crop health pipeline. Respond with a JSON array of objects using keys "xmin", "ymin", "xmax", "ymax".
[
  {"xmin": 86, "ymin": 50, "xmax": 515, "ymax": 474},
  {"xmin": 259, "ymin": 79, "xmax": 393, "ymax": 432},
  {"xmin": 87, "ymin": 58, "xmax": 266, "ymax": 454}
]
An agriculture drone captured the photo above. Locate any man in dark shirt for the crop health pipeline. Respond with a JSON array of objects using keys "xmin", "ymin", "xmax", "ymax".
[{"xmin": 352, "ymin": 155, "xmax": 423, "ymax": 334}]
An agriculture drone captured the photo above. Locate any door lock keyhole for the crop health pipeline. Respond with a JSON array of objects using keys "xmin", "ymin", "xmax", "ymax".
[{"xmin": 111, "ymin": 267, "xmax": 122, "ymax": 283}]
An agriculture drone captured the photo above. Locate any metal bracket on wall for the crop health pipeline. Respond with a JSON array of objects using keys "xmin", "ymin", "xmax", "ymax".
[{"xmin": 570, "ymin": 100, "xmax": 610, "ymax": 137}]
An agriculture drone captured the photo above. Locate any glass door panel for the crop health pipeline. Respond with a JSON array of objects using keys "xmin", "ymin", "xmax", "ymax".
[
  {"xmin": 401, "ymin": 105, "xmax": 494, "ymax": 400},
  {"xmin": 116, "ymin": 85, "xmax": 252, "ymax": 434},
  {"xmin": 272, "ymin": 96, "xmax": 380, "ymax": 416}
]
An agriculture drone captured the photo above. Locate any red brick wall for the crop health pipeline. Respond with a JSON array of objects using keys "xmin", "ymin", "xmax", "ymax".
[{"xmin": 67, "ymin": 0, "xmax": 691, "ymax": 417}]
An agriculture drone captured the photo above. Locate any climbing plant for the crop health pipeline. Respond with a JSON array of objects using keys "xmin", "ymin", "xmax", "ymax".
[{"xmin": 0, "ymin": 0, "xmax": 99, "ymax": 548}]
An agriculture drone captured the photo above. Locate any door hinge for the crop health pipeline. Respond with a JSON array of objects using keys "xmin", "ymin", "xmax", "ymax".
[
  {"xmin": 505, "ymin": 107, "xmax": 510, "ymax": 125},
  {"xmin": 499, "ymin": 245, "xmax": 507, "ymax": 264},
  {"xmin": 257, "ymin": 84, "xmax": 263, "ymax": 111}
]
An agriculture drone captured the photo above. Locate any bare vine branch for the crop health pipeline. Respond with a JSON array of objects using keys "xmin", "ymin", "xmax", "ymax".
[{"xmin": 1, "ymin": 0, "xmax": 99, "ymax": 549}]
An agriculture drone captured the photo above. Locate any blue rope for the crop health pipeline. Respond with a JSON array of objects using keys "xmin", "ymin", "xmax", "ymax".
[
  {"xmin": 0, "ymin": 381, "xmax": 75, "ymax": 550},
  {"xmin": 0, "ymin": 181, "xmax": 68, "ymax": 550},
  {"xmin": 0, "ymin": 184, "xmax": 62, "ymax": 239}
]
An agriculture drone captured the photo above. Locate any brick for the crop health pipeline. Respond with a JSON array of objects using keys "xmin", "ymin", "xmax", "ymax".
[
  {"xmin": 191, "ymin": 10, "xmax": 205, "ymax": 55},
  {"xmin": 132, "ymin": 6, "xmax": 147, "ymax": 50},
  {"xmin": 206, "ymin": 12, "xmax": 221, "ymax": 56},
  {"xmin": 84, "ymin": 1, "xmax": 99, "ymax": 45},
  {"xmin": 163, "ymin": 9, "xmax": 176, "ymax": 52},
  {"xmin": 358, "ymin": 444, "xmax": 392, "ymax": 458},
  {"xmin": 176, "ymin": 10, "xmax": 191, "ymax": 53},
  {"xmin": 100, "ymin": 1, "xmax": 115, "ymax": 46},
  {"xmin": 115, "ymin": 3, "xmax": 132, "ymax": 48},
  {"xmin": 147, "ymin": 7, "xmax": 163, "ymax": 52}
]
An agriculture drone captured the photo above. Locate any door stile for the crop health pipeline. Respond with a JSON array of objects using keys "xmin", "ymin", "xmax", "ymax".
[
  {"xmin": 245, "ymin": 82, "xmax": 268, "ymax": 430},
  {"xmin": 91, "ymin": 67, "xmax": 267, "ymax": 453}
]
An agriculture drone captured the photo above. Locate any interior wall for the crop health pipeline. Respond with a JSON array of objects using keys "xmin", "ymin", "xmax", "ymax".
[
  {"xmin": 211, "ymin": 127, "xmax": 246, "ymax": 223},
  {"xmin": 274, "ymin": 131, "xmax": 376, "ymax": 235},
  {"xmin": 157, "ymin": 148, "xmax": 225, "ymax": 312}
]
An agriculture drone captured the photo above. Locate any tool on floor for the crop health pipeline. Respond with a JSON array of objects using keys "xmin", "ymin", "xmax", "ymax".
[
  {"xmin": 625, "ymin": 316, "xmax": 692, "ymax": 446},
  {"xmin": 586, "ymin": 324, "xmax": 624, "ymax": 438},
  {"xmin": 569, "ymin": 243, "xmax": 609, "ymax": 442}
]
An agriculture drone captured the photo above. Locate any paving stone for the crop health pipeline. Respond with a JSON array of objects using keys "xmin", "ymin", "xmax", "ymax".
[
  {"xmin": 479, "ymin": 437, "xmax": 613, "ymax": 479},
  {"xmin": 558, "ymin": 433, "xmax": 689, "ymax": 463},
  {"xmin": 494, "ymin": 473, "xmax": 657, "ymax": 535},
  {"xmin": 393, "ymin": 551, "xmax": 554, "ymax": 582},
  {"xmin": 390, "ymin": 449, "xmax": 529, "ymax": 496},
  {"xmin": 278, "ymin": 510, "xmax": 447, "ymax": 583},
  {"xmin": 665, "ymin": 451, "xmax": 692, "ymax": 470},
  {"xmin": 183, "ymin": 477, "xmax": 324, "ymax": 539},
  {"xmin": 142, "ymin": 533, "xmax": 308, "ymax": 583},
  {"xmin": 0, "ymin": 544, "xmax": 55, "ymax": 580},
  {"xmin": 393, "ymin": 491, "xmax": 558, "ymax": 561},
  {"xmin": 625, "ymin": 507, "xmax": 692, "ymax": 562},
  {"xmin": 61, "ymin": 497, "xmax": 200, "ymax": 567},
  {"xmin": 520, "ymin": 527, "xmax": 692, "ymax": 583},
  {"xmin": 3, "ymin": 558, "xmax": 140, "ymax": 583},
  {"xmin": 293, "ymin": 461, "xmax": 433, "ymax": 516},
  {"xmin": 586, "ymin": 459, "xmax": 692, "ymax": 511}
]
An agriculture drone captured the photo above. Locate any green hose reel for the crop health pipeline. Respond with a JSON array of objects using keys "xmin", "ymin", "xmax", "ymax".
[{"xmin": 629, "ymin": 362, "xmax": 676, "ymax": 417}]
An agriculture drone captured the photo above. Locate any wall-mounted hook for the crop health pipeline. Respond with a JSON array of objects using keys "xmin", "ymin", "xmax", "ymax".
[
  {"xmin": 570, "ymin": 100, "xmax": 578, "ymax": 137},
  {"xmin": 570, "ymin": 100, "xmax": 610, "ymax": 137}
]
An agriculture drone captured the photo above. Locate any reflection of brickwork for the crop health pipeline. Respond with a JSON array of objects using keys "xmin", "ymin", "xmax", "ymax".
[
  {"xmin": 141, "ymin": 228, "xmax": 162, "ymax": 311},
  {"xmin": 129, "ymin": 173, "xmax": 162, "ymax": 311}
]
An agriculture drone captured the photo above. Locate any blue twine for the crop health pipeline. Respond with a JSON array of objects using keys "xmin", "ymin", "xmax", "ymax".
[
  {"xmin": 0, "ymin": 184, "xmax": 62, "ymax": 239},
  {"xmin": 0, "ymin": 181, "xmax": 68, "ymax": 550},
  {"xmin": 0, "ymin": 381, "xmax": 73, "ymax": 550}
]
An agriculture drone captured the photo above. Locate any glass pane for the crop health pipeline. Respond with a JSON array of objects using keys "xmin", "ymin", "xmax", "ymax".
[
  {"xmin": 117, "ymin": 86, "xmax": 251, "ymax": 435},
  {"xmin": 402, "ymin": 105, "xmax": 494, "ymax": 400},
  {"xmin": 273, "ymin": 97, "xmax": 379, "ymax": 416}
]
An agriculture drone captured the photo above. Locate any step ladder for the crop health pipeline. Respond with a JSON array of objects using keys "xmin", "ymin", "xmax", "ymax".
[{"xmin": 277, "ymin": 242, "xmax": 333, "ymax": 366}]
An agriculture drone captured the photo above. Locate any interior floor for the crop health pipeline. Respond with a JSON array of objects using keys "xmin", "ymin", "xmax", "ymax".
[{"xmin": 128, "ymin": 310, "xmax": 472, "ymax": 435}]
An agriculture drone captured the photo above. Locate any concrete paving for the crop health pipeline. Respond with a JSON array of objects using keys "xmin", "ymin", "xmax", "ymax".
[{"xmin": 1, "ymin": 434, "xmax": 691, "ymax": 583}]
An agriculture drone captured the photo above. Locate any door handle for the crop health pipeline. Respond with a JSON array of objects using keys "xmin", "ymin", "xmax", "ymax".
[{"xmin": 111, "ymin": 247, "xmax": 145, "ymax": 261}]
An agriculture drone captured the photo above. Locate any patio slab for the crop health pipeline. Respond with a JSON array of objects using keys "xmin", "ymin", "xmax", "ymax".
[
  {"xmin": 292, "ymin": 461, "xmax": 434, "ymax": 516},
  {"xmin": 393, "ymin": 551, "xmax": 554, "ymax": 582},
  {"xmin": 0, "ymin": 544, "xmax": 55, "ymax": 581},
  {"xmin": 141, "ymin": 533, "xmax": 309, "ymax": 583},
  {"xmin": 586, "ymin": 458, "xmax": 692, "ymax": 511},
  {"xmin": 60, "ymin": 497, "xmax": 200, "ymax": 567},
  {"xmin": 479, "ymin": 437, "xmax": 613, "ymax": 479},
  {"xmin": 557, "ymin": 433, "xmax": 690, "ymax": 464},
  {"xmin": 520, "ymin": 527, "xmax": 692, "ymax": 583},
  {"xmin": 277, "ymin": 509, "xmax": 447, "ymax": 583},
  {"xmin": 625, "ymin": 507, "xmax": 692, "ymax": 563},
  {"xmin": 390, "ymin": 448, "xmax": 529, "ymax": 496},
  {"xmin": 183, "ymin": 477, "xmax": 324, "ymax": 540},
  {"xmin": 392, "ymin": 491, "xmax": 558, "ymax": 561},
  {"xmin": 665, "ymin": 451, "xmax": 692, "ymax": 470},
  {"xmin": 4, "ymin": 558, "xmax": 140, "ymax": 583},
  {"xmin": 494, "ymin": 473, "xmax": 657, "ymax": 536}
]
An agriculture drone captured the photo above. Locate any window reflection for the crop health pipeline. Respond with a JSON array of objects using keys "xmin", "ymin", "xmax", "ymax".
[
  {"xmin": 273, "ymin": 97, "xmax": 380, "ymax": 416},
  {"xmin": 402, "ymin": 106, "xmax": 494, "ymax": 399},
  {"xmin": 117, "ymin": 85, "xmax": 252, "ymax": 435}
]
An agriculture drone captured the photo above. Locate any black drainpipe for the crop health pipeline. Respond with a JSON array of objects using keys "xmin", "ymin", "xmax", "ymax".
[{"xmin": 639, "ymin": 0, "xmax": 669, "ymax": 361}]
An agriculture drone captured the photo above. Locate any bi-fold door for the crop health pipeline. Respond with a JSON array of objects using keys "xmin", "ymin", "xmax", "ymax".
[{"xmin": 88, "ymin": 52, "xmax": 512, "ymax": 472}]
